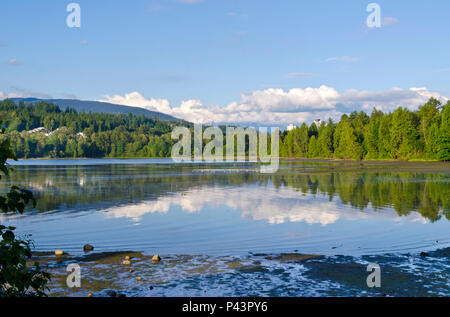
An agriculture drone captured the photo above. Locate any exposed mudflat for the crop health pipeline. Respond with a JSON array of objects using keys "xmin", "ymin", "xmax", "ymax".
[{"xmin": 31, "ymin": 248, "xmax": 449, "ymax": 297}]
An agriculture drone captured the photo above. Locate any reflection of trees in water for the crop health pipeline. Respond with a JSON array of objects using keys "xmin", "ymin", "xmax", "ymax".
[{"xmin": 1, "ymin": 164, "xmax": 449, "ymax": 222}]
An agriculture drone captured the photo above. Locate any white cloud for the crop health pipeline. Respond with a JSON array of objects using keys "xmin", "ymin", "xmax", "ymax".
[
  {"xmin": 339, "ymin": 87, "xmax": 447, "ymax": 112},
  {"xmin": 382, "ymin": 17, "xmax": 399, "ymax": 27},
  {"xmin": 103, "ymin": 186, "xmax": 427, "ymax": 225},
  {"xmin": 0, "ymin": 88, "xmax": 52, "ymax": 100},
  {"xmin": 285, "ymin": 73, "xmax": 318, "ymax": 78},
  {"xmin": 325, "ymin": 56, "xmax": 360, "ymax": 63},
  {"xmin": 9, "ymin": 58, "xmax": 20, "ymax": 66},
  {"xmin": 98, "ymin": 86, "xmax": 448, "ymax": 126},
  {"xmin": 227, "ymin": 12, "xmax": 248, "ymax": 18}
]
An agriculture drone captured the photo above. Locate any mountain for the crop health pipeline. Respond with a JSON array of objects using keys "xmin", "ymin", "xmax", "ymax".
[{"xmin": 7, "ymin": 98, "xmax": 179, "ymax": 121}]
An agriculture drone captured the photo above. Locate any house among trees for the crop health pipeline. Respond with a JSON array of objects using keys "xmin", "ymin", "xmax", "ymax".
[
  {"xmin": 27, "ymin": 127, "xmax": 46, "ymax": 134},
  {"xmin": 286, "ymin": 124, "xmax": 296, "ymax": 131}
]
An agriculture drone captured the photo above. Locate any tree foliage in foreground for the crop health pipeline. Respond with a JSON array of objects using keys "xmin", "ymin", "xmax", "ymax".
[
  {"xmin": 0, "ymin": 123, "xmax": 50, "ymax": 297},
  {"xmin": 280, "ymin": 98, "xmax": 450, "ymax": 161}
]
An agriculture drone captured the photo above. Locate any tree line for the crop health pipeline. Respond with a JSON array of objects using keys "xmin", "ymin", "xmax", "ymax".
[
  {"xmin": 280, "ymin": 98, "xmax": 450, "ymax": 161},
  {"xmin": 0, "ymin": 98, "xmax": 449, "ymax": 161}
]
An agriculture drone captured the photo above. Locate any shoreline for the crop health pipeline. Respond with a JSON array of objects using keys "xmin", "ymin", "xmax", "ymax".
[
  {"xmin": 12, "ymin": 157, "xmax": 450, "ymax": 164},
  {"xmin": 31, "ymin": 246, "xmax": 450, "ymax": 297}
]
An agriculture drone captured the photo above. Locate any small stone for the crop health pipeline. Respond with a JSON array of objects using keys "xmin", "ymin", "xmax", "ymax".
[
  {"xmin": 136, "ymin": 277, "xmax": 142, "ymax": 281},
  {"xmin": 152, "ymin": 254, "xmax": 161, "ymax": 262},
  {"xmin": 87, "ymin": 293, "xmax": 93, "ymax": 297},
  {"xmin": 420, "ymin": 252, "xmax": 429, "ymax": 257},
  {"xmin": 55, "ymin": 249, "xmax": 64, "ymax": 256},
  {"xmin": 122, "ymin": 260, "xmax": 131, "ymax": 266},
  {"xmin": 83, "ymin": 244, "xmax": 94, "ymax": 252},
  {"xmin": 149, "ymin": 286, "xmax": 154, "ymax": 290},
  {"xmin": 129, "ymin": 269, "xmax": 134, "ymax": 273}
]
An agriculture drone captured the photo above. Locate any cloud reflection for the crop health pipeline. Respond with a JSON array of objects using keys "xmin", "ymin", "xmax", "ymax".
[{"xmin": 103, "ymin": 186, "xmax": 428, "ymax": 225}]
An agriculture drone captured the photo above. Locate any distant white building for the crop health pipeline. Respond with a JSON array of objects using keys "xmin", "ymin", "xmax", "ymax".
[
  {"xmin": 27, "ymin": 127, "xmax": 46, "ymax": 134},
  {"xmin": 286, "ymin": 124, "xmax": 296, "ymax": 131},
  {"xmin": 286, "ymin": 119, "xmax": 325, "ymax": 132}
]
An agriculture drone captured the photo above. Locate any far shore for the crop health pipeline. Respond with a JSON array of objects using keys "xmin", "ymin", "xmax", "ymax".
[{"xmin": 12, "ymin": 156, "xmax": 449, "ymax": 165}]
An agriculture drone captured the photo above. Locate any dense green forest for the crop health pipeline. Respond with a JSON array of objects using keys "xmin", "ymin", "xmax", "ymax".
[
  {"xmin": 0, "ymin": 97, "xmax": 449, "ymax": 161},
  {"xmin": 0, "ymin": 99, "xmax": 187, "ymax": 158},
  {"xmin": 280, "ymin": 98, "xmax": 450, "ymax": 161}
]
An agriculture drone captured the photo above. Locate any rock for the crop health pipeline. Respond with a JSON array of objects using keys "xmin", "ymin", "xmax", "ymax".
[
  {"xmin": 106, "ymin": 290, "xmax": 117, "ymax": 297},
  {"xmin": 129, "ymin": 269, "xmax": 134, "ymax": 273},
  {"xmin": 149, "ymin": 286, "xmax": 154, "ymax": 290},
  {"xmin": 55, "ymin": 250, "xmax": 64, "ymax": 256},
  {"xmin": 83, "ymin": 244, "xmax": 94, "ymax": 252},
  {"xmin": 122, "ymin": 260, "xmax": 131, "ymax": 266},
  {"xmin": 124, "ymin": 256, "xmax": 130, "ymax": 260},
  {"xmin": 420, "ymin": 252, "xmax": 429, "ymax": 257},
  {"xmin": 69, "ymin": 251, "xmax": 143, "ymax": 263},
  {"xmin": 136, "ymin": 277, "xmax": 142, "ymax": 281},
  {"xmin": 152, "ymin": 254, "xmax": 161, "ymax": 262},
  {"xmin": 87, "ymin": 293, "xmax": 93, "ymax": 297},
  {"xmin": 270, "ymin": 253, "xmax": 324, "ymax": 263}
]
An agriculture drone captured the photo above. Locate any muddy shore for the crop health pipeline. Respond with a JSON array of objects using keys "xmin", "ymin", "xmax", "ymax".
[{"xmin": 30, "ymin": 248, "xmax": 450, "ymax": 297}]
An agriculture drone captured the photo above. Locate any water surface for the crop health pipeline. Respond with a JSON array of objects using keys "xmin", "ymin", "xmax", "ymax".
[
  {"xmin": 3, "ymin": 159, "xmax": 449, "ymax": 256},
  {"xmin": 2, "ymin": 159, "xmax": 449, "ymax": 296}
]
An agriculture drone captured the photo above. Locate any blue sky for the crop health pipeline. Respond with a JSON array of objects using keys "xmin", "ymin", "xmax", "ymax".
[{"xmin": 1, "ymin": 0, "xmax": 449, "ymax": 125}]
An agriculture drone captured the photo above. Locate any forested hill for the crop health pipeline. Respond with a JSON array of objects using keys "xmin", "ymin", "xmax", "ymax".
[
  {"xmin": 8, "ymin": 97, "xmax": 178, "ymax": 121},
  {"xmin": 0, "ymin": 99, "xmax": 189, "ymax": 158}
]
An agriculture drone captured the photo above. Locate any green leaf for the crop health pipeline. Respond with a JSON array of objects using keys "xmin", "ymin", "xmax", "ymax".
[{"xmin": 2, "ymin": 230, "xmax": 15, "ymax": 241}]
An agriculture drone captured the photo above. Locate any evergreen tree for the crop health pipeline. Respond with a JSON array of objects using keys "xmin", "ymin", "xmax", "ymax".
[
  {"xmin": 333, "ymin": 115, "xmax": 361, "ymax": 159},
  {"xmin": 437, "ymin": 102, "xmax": 450, "ymax": 160}
]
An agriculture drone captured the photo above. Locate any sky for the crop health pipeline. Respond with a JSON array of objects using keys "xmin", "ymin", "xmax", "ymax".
[{"xmin": 0, "ymin": 0, "xmax": 449, "ymax": 127}]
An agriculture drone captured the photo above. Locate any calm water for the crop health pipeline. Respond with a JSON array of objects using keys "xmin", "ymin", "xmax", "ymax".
[
  {"xmin": 2, "ymin": 159, "xmax": 449, "ymax": 256},
  {"xmin": 1, "ymin": 159, "xmax": 449, "ymax": 296}
]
